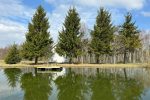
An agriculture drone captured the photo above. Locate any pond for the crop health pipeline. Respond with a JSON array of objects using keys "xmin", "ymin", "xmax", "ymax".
[{"xmin": 0, "ymin": 67, "xmax": 150, "ymax": 100}]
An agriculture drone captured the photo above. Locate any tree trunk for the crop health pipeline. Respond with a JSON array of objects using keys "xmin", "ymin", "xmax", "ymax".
[
  {"xmin": 140, "ymin": 49, "xmax": 143, "ymax": 63},
  {"xmin": 69, "ymin": 57, "xmax": 72, "ymax": 64},
  {"xmin": 129, "ymin": 52, "xmax": 132, "ymax": 63},
  {"xmin": 131, "ymin": 51, "xmax": 135, "ymax": 63},
  {"xmin": 95, "ymin": 55, "xmax": 99, "ymax": 64},
  {"xmin": 123, "ymin": 68, "xmax": 127, "ymax": 80},
  {"xmin": 113, "ymin": 54, "xmax": 116, "ymax": 64},
  {"xmin": 81, "ymin": 56, "xmax": 83, "ymax": 64},
  {"xmin": 34, "ymin": 68, "xmax": 37, "ymax": 76},
  {"xmin": 35, "ymin": 57, "xmax": 38, "ymax": 64},
  {"xmin": 124, "ymin": 49, "xmax": 127, "ymax": 64},
  {"xmin": 89, "ymin": 53, "xmax": 92, "ymax": 64},
  {"xmin": 96, "ymin": 68, "xmax": 100, "ymax": 74}
]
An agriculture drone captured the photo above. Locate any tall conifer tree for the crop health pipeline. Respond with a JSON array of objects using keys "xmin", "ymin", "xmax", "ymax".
[
  {"xmin": 22, "ymin": 5, "xmax": 53, "ymax": 64},
  {"xmin": 120, "ymin": 13, "xmax": 141, "ymax": 64},
  {"xmin": 90, "ymin": 8, "xmax": 114, "ymax": 63},
  {"xmin": 56, "ymin": 7, "xmax": 82, "ymax": 63}
]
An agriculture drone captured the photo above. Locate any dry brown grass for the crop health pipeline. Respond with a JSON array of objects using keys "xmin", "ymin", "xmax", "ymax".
[{"xmin": 0, "ymin": 60, "xmax": 149, "ymax": 68}]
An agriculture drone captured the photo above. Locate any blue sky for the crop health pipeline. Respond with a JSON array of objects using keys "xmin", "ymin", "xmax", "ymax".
[{"xmin": 0, "ymin": 0, "xmax": 150, "ymax": 47}]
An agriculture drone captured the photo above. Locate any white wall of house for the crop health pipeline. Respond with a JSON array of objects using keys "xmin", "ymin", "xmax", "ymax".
[{"xmin": 52, "ymin": 53, "xmax": 65, "ymax": 63}]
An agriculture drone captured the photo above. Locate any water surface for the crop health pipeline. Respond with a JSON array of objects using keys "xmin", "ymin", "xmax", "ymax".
[{"xmin": 0, "ymin": 67, "xmax": 150, "ymax": 100}]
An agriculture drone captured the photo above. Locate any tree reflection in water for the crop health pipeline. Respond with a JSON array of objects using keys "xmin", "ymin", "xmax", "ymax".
[
  {"xmin": 90, "ymin": 68, "xmax": 144, "ymax": 100},
  {"xmin": 2, "ymin": 68, "xmax": 147, "ymax": 100},
  {"xmin": 89, "ymin": 68, "xmax": 115, "ymax": 100},
  {"xmin": 4, "ymin": 68, "xmax": 21, "ymax": 88},
  {"xmin": 112, "ymin": 68, "xmax": 144, "ymax": 100},
  {"xmin": 55, "ymin": 68, "xmax": 90, "ymax": 100},
  {"xmin": 20, "ymin": 72, "xmax": 52, "ymax": 100},
  {"xmin": 55, "ymin": 68, "xmax": 145, "ymax": 100}
]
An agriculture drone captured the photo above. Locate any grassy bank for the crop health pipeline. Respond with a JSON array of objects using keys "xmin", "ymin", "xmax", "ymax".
[{"xmin": 0, "ymin": 60, "xmax": 150, "ymax": 68}]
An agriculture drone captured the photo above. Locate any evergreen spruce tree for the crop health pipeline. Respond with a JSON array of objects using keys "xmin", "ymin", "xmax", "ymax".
[
  {"xmin": 120, "ymin": 13, "xmax": 141, "ymax": 64},
  {"xmin": 22, "ymin": 5, "xmax": 53, "ymax": 64},
  {"xmin": 4, "ymin": 68, "xmax": 21, "ymax": 88},
  {"xmin": 56, "ymin": 7, "xmax": 82, "ymax": 63},
  {"xmin": 90, "ymin": 8, "xmax": 114, "ymax": 64},
  {"xmin": 5, "ymin": 44, "xmax": 21, "ymax": 64}
]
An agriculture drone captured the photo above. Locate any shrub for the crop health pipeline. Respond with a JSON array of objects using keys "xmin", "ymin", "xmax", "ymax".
[{"xmin": 5, "ymin": 44, "xmax": 21, "ymax": 64}]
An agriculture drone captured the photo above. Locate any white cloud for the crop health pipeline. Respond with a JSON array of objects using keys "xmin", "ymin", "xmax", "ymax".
[
  {"xmin": 0, "ymin": 0, "xmax": 146, "ymax": 48},
  {"xmin": 100, "ymin": 0, "xmax": 145, "ymax": 10},
  {"xmin": 48, "ymin": 4, "xmax": 70, "ymax": 43},
  {"xmin": 47, "ymin": 4, "xmax": 97, "ymax": 43},
  {"xmin": 45, "ymin": 0, "xmax": 145, "ymax": 10},
  {"xmin": 45, "ymin": 0, "xmax": 55, "ymax": 4},
  {"xmin": 141, "ymin": 11, "xmax": 150, "ymax": 17},
  {"xmin": 0, "ymin": 18, "xmax": 26, "ymax": 47},
  {"xmin": 45, "ymin": 0, "xmax": 145, "ymax": 43},
  {"xmin": 75, "ymin": 0, "xmax": 100, "ymax": 7},
  {"xmin": 0, "ymin": 0, "xmax": 35, "ymax": 47},
  {"xmin": 45, "ymin": 0, "xmax": 70, "ymax": 6},
  {"xmin": 76, "ymin": 0, "xmax": 145, "ymax": 10},
  {"xmin": 110, "ymin": 9, "xmax": 124, "ymax": 25},
  {"xmin": 45, "ymin": 0, "xmax": 125, "ymax": 43},
  {"xmin": 0, "ymin": 0, "xmax": 34, "ymax": 19}
]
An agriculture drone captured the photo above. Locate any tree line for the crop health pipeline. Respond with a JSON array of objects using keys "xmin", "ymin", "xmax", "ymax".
[{"xmin": 4, "ymin": 5, "xmax": 143, "ymax": 64}]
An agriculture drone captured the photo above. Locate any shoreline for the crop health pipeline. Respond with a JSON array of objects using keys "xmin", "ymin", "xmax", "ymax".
[{"xmin": 0, "ymin": 60, "xmax": 149, "ymax": 68}]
